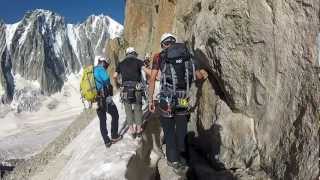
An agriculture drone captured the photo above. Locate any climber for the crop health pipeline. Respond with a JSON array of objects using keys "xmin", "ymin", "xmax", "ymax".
[
  {"xmin": 113, "ymin": 47, "xmax": 148, "ymax": 139},
  {"xmin": 141, "ymin": 53, "xmax": 152, "ymax": 111},
  {"xmin": 144, "ymin": 53, "xmax": 151, "ymax": 69},
  {"xmin": 148, "ymin": 33, "xmax": 208, "ymax": 173},
  {"xmin": 94, "ymin": 57, "xmax": 122, "ymax": 148}
]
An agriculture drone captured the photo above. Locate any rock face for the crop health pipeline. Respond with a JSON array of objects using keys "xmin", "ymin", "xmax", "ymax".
[
  {"xmin": 124, "ymin": 0, "xmax": 176, "ymax": 56},
  {"xmin": 317, "ymin": 33, "xmax": 320, "ymax": 67},
  {"xmin": 122, "ymin": 0, "xmax": 320, "ymax": 179},
  {"xmin": 105, "ymin": 37, "xmax": 127, "ymax": 86},
  {"xmin": 180, "ymin": 1, "xmax": 319, "ymax": 179},
  {"xmin": 0, "ymin": 21, "xmax": 14, "ymax": 103},
  {"xmin": 0, "ymin": 9, "xmax": 123, "ymax": 100}
]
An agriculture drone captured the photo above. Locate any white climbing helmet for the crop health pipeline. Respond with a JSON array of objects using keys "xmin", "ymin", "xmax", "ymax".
[
  {"xmin": 99, "ymin": 57, "xmax": 110, "ymax": 64},
  {"xmin": 160, "ymin": 33, "xmax": 176, "ymax": 44},
  {"xmin": 125, "ymin": 47, "xmax": 136, "ymax": 55},
  {"xmin": 95, "ymin": 56, "xmax": 109, "ymax": 65},
  {"xmin": 97, "ymin": 56, "xmax": 109, "ymax": 64}
]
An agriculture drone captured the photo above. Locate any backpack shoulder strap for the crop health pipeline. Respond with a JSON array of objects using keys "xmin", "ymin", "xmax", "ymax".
[
  {"xmin": 169, "ymin": 64, "xmax": 177, "ymax": 95},
  {"xmin": 185, "ymin": 57, "xmax": 196, "ymax": 97},
  {"xmin": 185, "ymin": 61, "xmax": 190, "ymax": 95},
  {"xmin": 192, "ymin": 60, "xmax": 196, "ymax": 81},
  {"xmin": 160, "ymin": 63, "xmax": 167, "ymax": 91},
  {"xmin": 159, "ymin": 51, "xmax": 167, "ymax": 71}
]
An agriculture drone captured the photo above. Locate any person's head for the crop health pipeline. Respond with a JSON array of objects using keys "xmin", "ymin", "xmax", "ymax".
[
  {"xmin": 144, "ymin": 53, "xmax": 151, "ymax": 67},
  {"xmin": 97, "ymin": 57, "xmax": 110, "ymax": 69},
  {"xmin": 125, "ymin": 47, "xmax": 138, "ymax": 57},
  {"xmin": 160, "ymin": 33, "xmax": 176, "ymax": 50}
]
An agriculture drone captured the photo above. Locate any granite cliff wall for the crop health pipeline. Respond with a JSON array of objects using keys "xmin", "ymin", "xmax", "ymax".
[{"xmin": 108, "ymin": 0, "xmax": 320, "ymax": 179}]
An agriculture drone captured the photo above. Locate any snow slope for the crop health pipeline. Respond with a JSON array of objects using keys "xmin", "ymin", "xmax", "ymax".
[
  {"xmin": 0, "ymin": 73, "xmax": 84, "ymax": 161},
  {"xmin": 107, "ymin": 16, "xmax": 123, "ymax": 39},
  {"xmin": 5, "ymin": 21, "xmax": 20, "ymax": 51},
  {"xmin": 31, "ymin": 95, "xmax": 139, "ymax": 180},
  {"xmin": 0, "ymin": 84, "xmax": 4, "ymax": 96},
  {"xmin": 0, "ymin": 75, "xmax": 144, "ymax": 180}
]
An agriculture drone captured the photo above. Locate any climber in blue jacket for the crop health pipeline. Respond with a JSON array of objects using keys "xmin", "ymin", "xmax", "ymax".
[
  {"xmin": 94, "ymin": 63, "xmax": 111, "ymax": 92},
  {"xmin": 94, "ymin": 57, "xmax": 122, "ymax": 148}
]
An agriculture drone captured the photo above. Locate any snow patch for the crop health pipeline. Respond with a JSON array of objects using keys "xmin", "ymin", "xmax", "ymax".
[
  {"xmin": 34, "ymin": 9, "xmax": 52, "ymax": 15},
  {"xmin": 0, "ymin": 83, "xmax": 4, "ymax": 97},
  {"xmin": 14, "ymin": 74, "xmax": 40, "ymax": 91},
  {"xmin": 5, "ymin": 21, "xmax": 20, "ymax": 51},
  {"xmin": 18, "ymin": 22, "xmax": 32, "ymax": 45},
  {"xmin": 107, "ymin": 16, "xmax": 123, "ymax": 39},
  {"xmin": 10, "ymin": 74, "xmax": 42, "ymax": 111},
  {"xmin": 92, "ymin": 16, "xmax": 99, "ymax": 31},
  {"xmin": 44, "ymin": 12, "xmax": 52, "ymax": 25},
  {"xmin": 64, "ymin": 73, "xmax": 82, "ymax": 91},
  {"xmin": 67, "ymin": 24, "xmax": 82, "ymax": 67},
  {"xmin": 50, "ymin": 94, "xmax": 138, "ymax": 180},
  {"xmin": 0, "ymin": 72, "xmax": 83, "ymax": 134},
  {"xmin": 94, "ymin": 28, "xmax": 106, "ymax": 52},
  {"xmin": 53, "ymin": 30, "xmax": 65, "ymax": 59}
]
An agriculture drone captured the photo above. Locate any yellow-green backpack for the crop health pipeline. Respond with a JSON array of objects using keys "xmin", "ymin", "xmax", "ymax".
[{"xmin": 80, "ymin": 65, "xmax": 97, "ymax": 102}]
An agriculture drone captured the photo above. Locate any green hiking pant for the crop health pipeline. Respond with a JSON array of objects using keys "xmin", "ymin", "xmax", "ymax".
[{"xmin": 124, "ymin": 91, "xmax": 143, "ymax": 125}]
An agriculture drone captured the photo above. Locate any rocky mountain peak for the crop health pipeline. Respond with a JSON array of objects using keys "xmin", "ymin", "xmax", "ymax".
[
  {"xmin": 22, "ymin": 9, "xmax": 64, "ymax": 28},
  {"xmin": 0, "ymin": 10, "xmax": 123, "ymax": 102},
  {"xmin": 83, "ymin": 14, "xmax": 123, "ymax": 40},
  {"xmin": 27, "ymin": 9, "xmax": 56, "ymax": 16}
]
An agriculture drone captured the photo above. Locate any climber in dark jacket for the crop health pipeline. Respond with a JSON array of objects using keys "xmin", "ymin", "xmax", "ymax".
[
  {"xmin": 148, "ymin": 33, "xmax": 208, "ymax": 174},
  {"xmin": 94, "ymin": 57, "xmax": 122, "ymax": 148},
  {"xmin": 113, "ymin": 47, "xmax": 149, "ymax": 139}
]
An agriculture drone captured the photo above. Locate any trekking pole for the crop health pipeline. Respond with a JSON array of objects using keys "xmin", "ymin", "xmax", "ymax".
[{"xmin": 119, "ymin": 119, "xmax": 128, "ymax": 136}]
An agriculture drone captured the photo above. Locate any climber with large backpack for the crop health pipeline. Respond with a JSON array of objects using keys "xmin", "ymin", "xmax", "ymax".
[
  {"xmin": 92, "ymin": 57, "xmax": 121, "ymax": 148},
  {"xmin": 148, "ymin": 33, "xmax": 208, "ymax": 174},
  {"xmin": 113, "ymin": 47, "xmax": 148, "ymax": 139}
]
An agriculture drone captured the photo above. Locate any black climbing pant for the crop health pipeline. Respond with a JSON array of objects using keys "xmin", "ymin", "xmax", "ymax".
[
  {"xmin": 97, "ymin": 97, "xmax": 119, "ymax": 144},
  {"xmin": 160, "ymin": 114, "xmax": 188, "ymax": 162}
]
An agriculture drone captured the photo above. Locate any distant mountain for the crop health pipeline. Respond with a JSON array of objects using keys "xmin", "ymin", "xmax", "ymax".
[{"xmin": 0, "ymin": 9, "xmax": 123, "ymax": 103}]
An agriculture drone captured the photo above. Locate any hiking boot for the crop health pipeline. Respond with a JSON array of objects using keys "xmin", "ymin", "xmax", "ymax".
[
  {"xmin": 135, "ymin": 135, "xmax": 143, "ymax": 144},
  {"xmin": 167, "ymin": 161, "xmax": 188, "ymax": 175},
  {"xmin": 167, "ymin": 161, "xmax": 180, "ymax": 169},
  {"xmin": 178, "ymin": 160, "xmax": 188, "ymax": 171},
  {"xmin": 136, "ymin": 132, "xmax": 142, "ymax": 138},
  {"xmin": 111, "ymin": 135, "xmax": 123, "ymax": 143},
  {"xmin": 105, "ymin": 141, "xmax": 112, "ymax": 148},
  {"xmin": 179, "ymin": 156, "xmax": 187, "ymax": 167},
  {"xmin": 131, "ymin": 133, "xmax": 137, "ymax": 139},
  {"xmin": 104, "ymin": 137, "xmax": 112, "ymax": 148}
]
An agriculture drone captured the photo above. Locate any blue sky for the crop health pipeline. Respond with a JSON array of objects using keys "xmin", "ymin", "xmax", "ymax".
[{"xmin": 0, "ymin": 0, "xmax": 125, "ymax": 24}]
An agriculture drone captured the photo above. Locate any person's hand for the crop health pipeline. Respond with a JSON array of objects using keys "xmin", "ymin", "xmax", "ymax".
[
  {"xmin": 149, "ymin": 102, "xmax": 155, "ymax": 113},
  {"xmin": 200, "ymin": 69, "xmax": 208, "ymax": 80}
]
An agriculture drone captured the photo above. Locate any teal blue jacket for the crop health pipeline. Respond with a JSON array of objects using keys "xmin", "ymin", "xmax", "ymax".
[{"xmin": 93, "ymin": 65, "xmax": 111, "ymax": 91}]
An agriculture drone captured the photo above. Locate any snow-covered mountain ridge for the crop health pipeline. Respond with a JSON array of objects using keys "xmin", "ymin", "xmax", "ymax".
[{"xmin": 0, "ymin": 9, "xmax": 123, "ymax": 103}]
